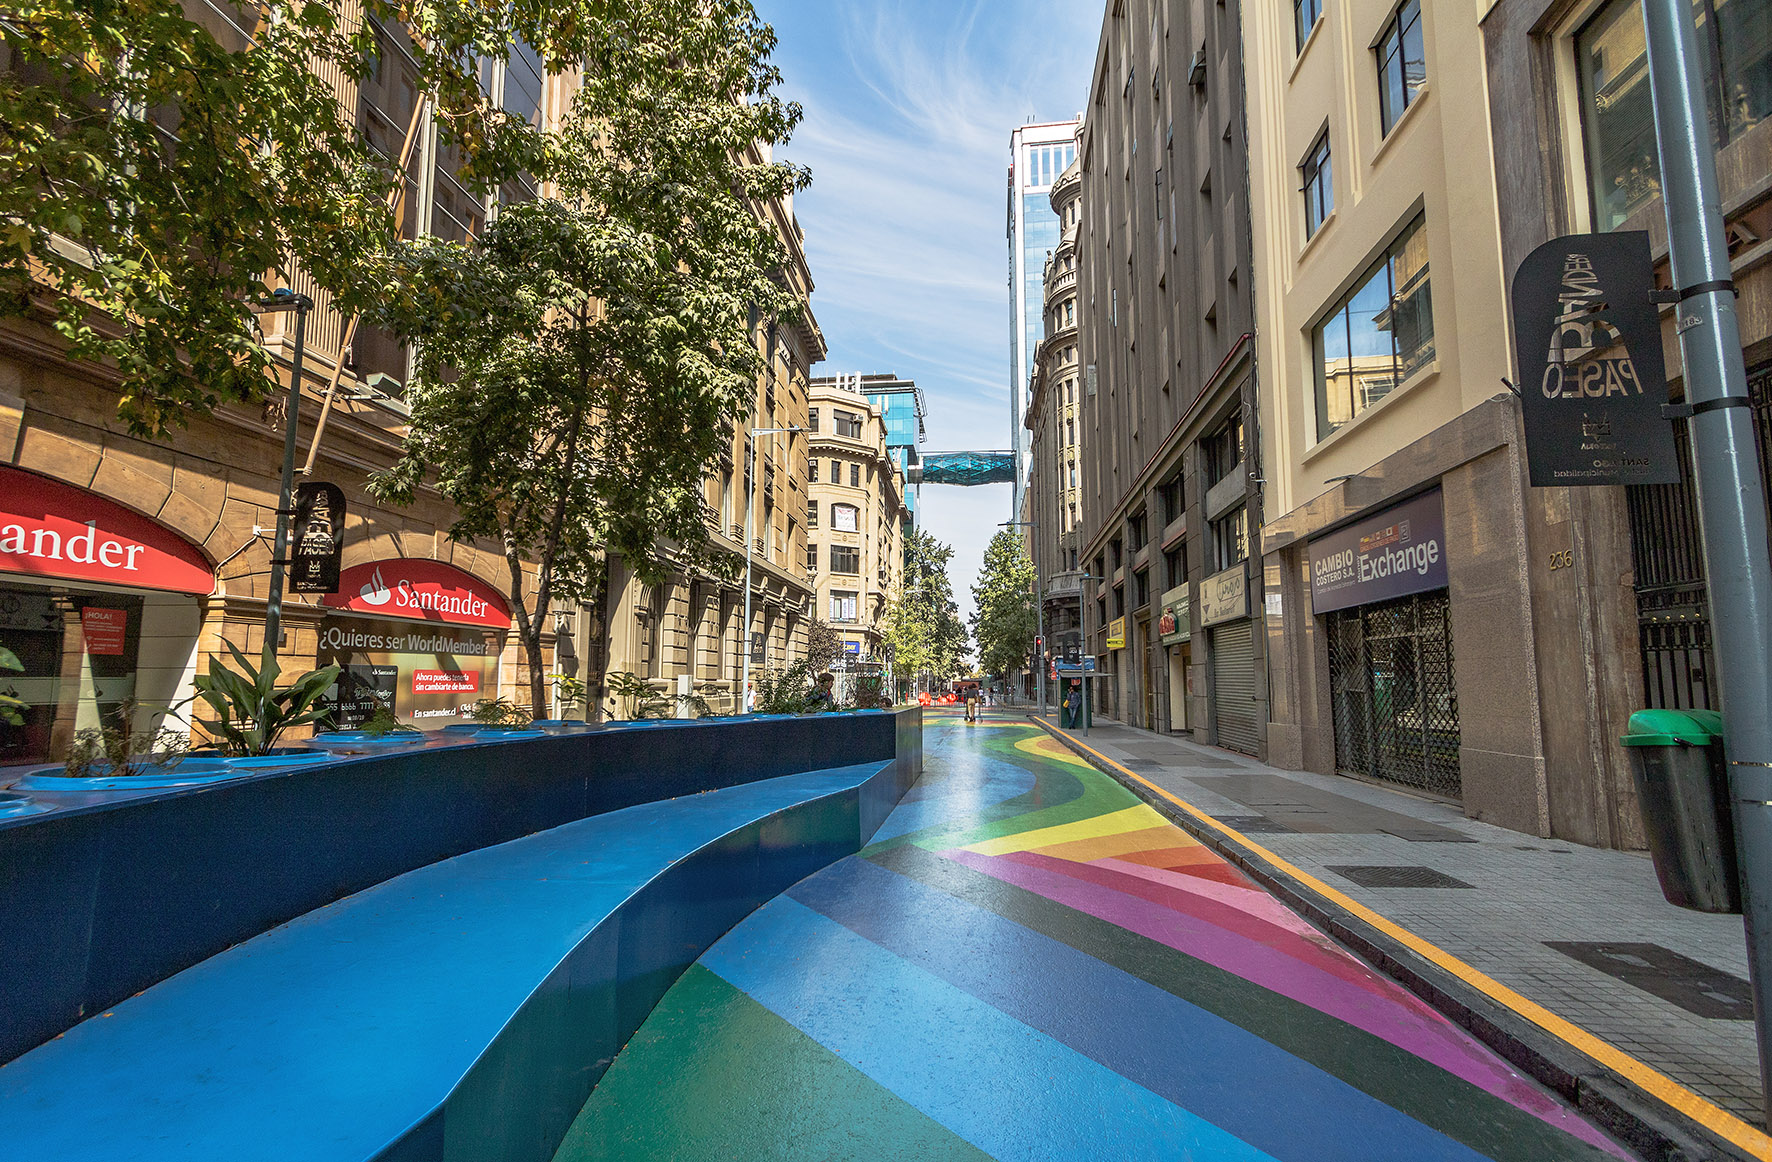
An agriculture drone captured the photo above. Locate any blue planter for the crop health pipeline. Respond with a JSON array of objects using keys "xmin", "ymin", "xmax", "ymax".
[{"xmin": 11, "ymin": 758, "xmax": 251, "ymax": 791}]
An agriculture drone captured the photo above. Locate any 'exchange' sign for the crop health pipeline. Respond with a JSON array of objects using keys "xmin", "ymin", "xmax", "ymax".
[{"xmin": 1310, "ymin": 490, "xmax": 1450, "ymax": 615}]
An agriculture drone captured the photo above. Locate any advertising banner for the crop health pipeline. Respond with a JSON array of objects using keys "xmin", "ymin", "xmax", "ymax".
[
  {"xmin": 1157, "ymin": 585, "xmax": 1191, "ymax": 645},
  {"xmin": 316, "ymin": 615, "xmax": 502, "ymax": 728},
  {"xmin": 1511, "ymin": 231, "xmax": 1677, "ymax": 487},
  {"xmin": 1309, "ymin": 490, "xmax": 1449, "ymax": 614},
  {"xmin": 1106, "ymin": 617, "xmax": 1126, "ymax": 650},
  {"xmin": 1200, "ymin": 564, "xmax": 1248, "ymax": 627},
  {"xmin": 79, "ymin": 607, "xmax": 128, "ymax": 656},
  {"xmin": 290, "ymin": 482, "xmax": 345, "ymax": 595}
]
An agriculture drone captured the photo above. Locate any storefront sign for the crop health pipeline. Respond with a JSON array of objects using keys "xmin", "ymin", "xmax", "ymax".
[
  {"xmin": 1309, "ymin": 490, "xmax": 1449, "ymax": 614},
  {"xmin": 1511, "ymin": 231, "xmax": 1677, "ymax": 487},
  {"xmin": 79, "ymin": 607, "xmax": 128, "ymax": 656},
  {"xmin": 843, "ymin": 639, "xmax": 862, "ymax": 656},
  {"xmin": 1157, "ymin": 585, "xmax": 1191, "ymax": 645},
  {"xmin": 0, "ymin": 465, "xmax": 212, "ymax": 595},
  {"xmin": 324, "ymin": 559, "xmax": 510, "ymax": 628},
  {"xmin": 290, "ymin": 482, "xmax": 345, "ymax": 595},
  {"xmin": 1200, "ymin": 564, "xmax": 1248, "ymax": 627},
  {"xmin": 1106, "ymin": 617, "xmax": 1126, "ymax": 650},
  {"xmin": 317, "ymin": 615, "xmax": 502, "ymax": 728}
]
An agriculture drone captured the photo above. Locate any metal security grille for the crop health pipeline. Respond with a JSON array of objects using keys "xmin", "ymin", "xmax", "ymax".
[
  {"xmin": 1327, "ymin": 591, "xmax": 1460, "ymax": 798},
  {"xmin": 1627, "ymin": 360, "xmax": 1772, "ymax": 710},
  {"xmin": 1210, "ymin": 621, "xmax": 1260, "ymax": 755}
]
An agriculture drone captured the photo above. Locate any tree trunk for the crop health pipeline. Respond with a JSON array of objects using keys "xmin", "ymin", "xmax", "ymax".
[{"xmin": 580, "ymin": 554, "xmax": 615, "ymax": 723}]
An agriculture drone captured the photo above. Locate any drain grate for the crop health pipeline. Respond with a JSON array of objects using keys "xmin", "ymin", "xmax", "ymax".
[
  {"xmin": 1327, "ymin": 865, "xmax": 1474, "ymax": 889},
  {"xmin": 1212, "ymin": 815, "xmax": 1297, "ymax": 835},
  {"xmin": 1546, "ymin": 942, "xmax": 1753, "ymax": 1019},
  {"xmin": 1378, "ymin": 827, "xmax": 1478, "ymax": 844}
]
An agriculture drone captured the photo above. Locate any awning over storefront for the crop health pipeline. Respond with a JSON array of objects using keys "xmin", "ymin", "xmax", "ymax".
[{"xmin": 0, "ymin": 465, "xmax": 212, "ymax": 595}]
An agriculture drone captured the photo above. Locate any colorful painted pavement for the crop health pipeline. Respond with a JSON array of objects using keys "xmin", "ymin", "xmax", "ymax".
[{"xmin": 555, "ymin": 715, "xmax": 1635, "ymax": 1161}]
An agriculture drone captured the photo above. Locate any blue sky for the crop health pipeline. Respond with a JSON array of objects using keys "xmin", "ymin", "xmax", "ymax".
[{"xmin": 753, "ymin": 0, "xmax": 1099, "ymax": 633}]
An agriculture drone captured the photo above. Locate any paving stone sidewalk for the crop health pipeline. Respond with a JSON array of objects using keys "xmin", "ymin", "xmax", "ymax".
[{"xmin": 1026, "ymin": 712, "xmax": 1763, "ymax": 1129}]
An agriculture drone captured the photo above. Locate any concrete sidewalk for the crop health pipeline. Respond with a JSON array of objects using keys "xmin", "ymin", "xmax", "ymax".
[{"xmin": 1028, "ymin": 713, "xmax": 1763, "ymax": 1133}]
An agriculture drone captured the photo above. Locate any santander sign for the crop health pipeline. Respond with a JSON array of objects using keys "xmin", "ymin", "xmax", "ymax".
[
  {"xmin": 0, "ymin": 465, "xmax": 213, "ymax": 594},
  {"xmin": 324, "ymin": 559, "xmax": 510, "ymax": 628}
]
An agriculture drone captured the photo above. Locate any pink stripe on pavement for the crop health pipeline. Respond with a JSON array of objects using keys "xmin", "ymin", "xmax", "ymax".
[{"xmin": 944, "ymin": 846, "xmax": 1597, "ymax": 1133}]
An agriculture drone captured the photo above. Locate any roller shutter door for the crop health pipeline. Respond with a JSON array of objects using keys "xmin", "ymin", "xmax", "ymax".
[{"xmin": 1210, "ymin": 620, "xmax": 1259, "ymax": 755}]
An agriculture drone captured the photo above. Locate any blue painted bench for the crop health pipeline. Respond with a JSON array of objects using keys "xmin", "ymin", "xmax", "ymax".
[{"xmin": 0, "ymin": 760, "xmax": 901, "ymax": 1162}]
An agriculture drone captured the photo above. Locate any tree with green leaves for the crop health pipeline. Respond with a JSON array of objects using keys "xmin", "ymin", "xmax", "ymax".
[
  {"xmin": 367, "ymin": 1, "xmax": 806, "ymax": 716},
  {"xmin": 971, "ymin": 528, "xmax": 1036, "ymax": 681},
  {"xmin": 884, "ymin": 528, "xmax": 969, "ymax": 695}
]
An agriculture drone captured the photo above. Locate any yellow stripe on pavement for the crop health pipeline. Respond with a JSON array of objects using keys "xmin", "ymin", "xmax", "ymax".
[{"xmin": 961, "ymin": 803, "xmax": 1169, "ymax": 857}]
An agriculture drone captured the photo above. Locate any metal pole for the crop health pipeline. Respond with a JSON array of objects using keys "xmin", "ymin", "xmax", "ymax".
[
  {"xmin": 264, "ymin": 300, "xmax": 310, "ymax": 665},
  {"xmin": 1643, "ymin": 0, "xmax": 1772, "ymax": 1119},
  {"xmin": 1083, "ymin": 573, "xmax": 1092, "ymax": 738},
  {"xmin": 1037, "ymin": 584, "xmax": 1046, "ymax": 717},
  {"xmin": 741, "ymin": 433, "xmax": 755, "ymax": 713}
]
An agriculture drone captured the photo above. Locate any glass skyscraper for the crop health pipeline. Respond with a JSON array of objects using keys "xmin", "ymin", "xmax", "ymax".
[{"xmin": 1007, "ymin": 119, "xmax": 1080, "ymax": 514}]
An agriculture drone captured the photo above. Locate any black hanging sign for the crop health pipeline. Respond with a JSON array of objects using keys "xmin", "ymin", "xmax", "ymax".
[
  {"xmin": 1511, "ymin": 230, "xmax": 1678, "ymax": 487},
  {"xmin": 290, "ymin": 481, "xmax": 346, "ymax": 594}
]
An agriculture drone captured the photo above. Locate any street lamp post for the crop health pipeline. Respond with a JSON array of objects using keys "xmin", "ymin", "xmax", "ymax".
[
  {"xmin": 1000, "ymin": 520, "xmax": 1044, "ymax": 714},
  {"xmin": 1076, "ymin": 572, "xmax": 1104, "ymax": 737},
  {"xmin": 741, "ymin": 425, "xmax": 803, "ymax": 712},
  {"xmin": 248, "ymin": 289, "xmax": 314, "ymax": 665}
]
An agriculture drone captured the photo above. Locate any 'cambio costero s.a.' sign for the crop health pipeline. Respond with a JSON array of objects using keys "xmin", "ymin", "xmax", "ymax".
[
  {"xmin": 0, "ymin": 465, "xmax": 213, "ymax": 594},
  {"xmin": 323, "ymin": 559, "xmax": 511, "ymax": 628},
  {"xmin": 1309, "ymin": 490, "xmax": 1449, "ymax": 615}
]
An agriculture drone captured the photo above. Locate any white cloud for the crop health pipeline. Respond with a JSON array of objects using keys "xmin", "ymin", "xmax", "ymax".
[{"xmin": 758, "ymin": 0, "xmax": 1099, "ymax": 623}]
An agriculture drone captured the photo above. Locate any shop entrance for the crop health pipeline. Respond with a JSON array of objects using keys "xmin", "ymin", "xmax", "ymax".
[
  {"xmin": 0, "ymin": 583, "xmax": 154, "ymax": 766},
  {"xmin": 1209, "ymin": 621, "xmax": 1259, "ymax": 754},
  {"xmin": 1327, "ymin": 590, "xmax": 1460, "ymax": 798}
]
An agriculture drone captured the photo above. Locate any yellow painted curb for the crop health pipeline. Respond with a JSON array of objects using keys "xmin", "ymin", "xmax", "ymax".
[{"xmin": 1030, "ymin": 717, "xmax": 1772, "ymax": 1159}]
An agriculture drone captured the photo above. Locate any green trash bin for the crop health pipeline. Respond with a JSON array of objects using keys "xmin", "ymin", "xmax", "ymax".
[{"xmin": 1620, "ymin": 709, "xmax": 1742, "ymax": 914}]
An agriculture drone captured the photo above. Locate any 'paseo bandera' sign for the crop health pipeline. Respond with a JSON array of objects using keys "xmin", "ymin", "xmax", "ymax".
[{"xmin": 1510, "ymin": 231, "xmax": 1677, "ymax": 487}]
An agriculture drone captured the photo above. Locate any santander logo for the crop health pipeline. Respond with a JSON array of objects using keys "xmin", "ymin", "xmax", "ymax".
[
  {"xmin": 359, "ymin": 564, "xmax": 393, "ymax": 606},
  {"xmin": 324, "ymin": 559, "xmax": 510, "ymax": 629}
]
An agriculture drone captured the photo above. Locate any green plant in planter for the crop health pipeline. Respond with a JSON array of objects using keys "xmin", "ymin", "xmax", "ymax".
[
  {"xmin": 63, "ymin": 721, "xmax": 191, "ymax": 778},
  {"xmin": 469, "ymin": 697, "xmax": 531, "ymax": 727},
  {"xmin": 606, "ymin": 670, "xmax": 672, "ymax": 719},
  {"xmin": 0, "ymin": 645, "xmax": 24, "ymax": 728},
  {"xmin": 552, "ymin": 673, "xmax": 589, "ymax": 719},
  {"xmin": 189, "ymin": 643, "xmax": 340, "ymax": 757},
  {"xmin": 358, "ymin": 705, "xmax": 416, "ymax": 738},
  {"xmin": 753, "ymin": 660, "xmax": 815, "ymax": 714}
]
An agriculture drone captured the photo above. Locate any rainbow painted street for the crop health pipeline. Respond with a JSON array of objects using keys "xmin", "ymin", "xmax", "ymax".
[{"xmin": 555, "ymin": 715, "xmax": 1632, "ymax": 1161}]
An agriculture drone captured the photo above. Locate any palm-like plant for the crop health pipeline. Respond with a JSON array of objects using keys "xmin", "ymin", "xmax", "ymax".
[
  {"xmin": 0, "ymin": 645, "xmax": 25, "ymax": 727},
  {"xmin": 189, "ymin": 643, "xmax": 340, "ymax": 757}
]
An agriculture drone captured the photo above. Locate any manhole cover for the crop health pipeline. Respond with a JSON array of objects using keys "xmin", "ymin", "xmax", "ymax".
[{"xmin": 1327, "ymin": 865, "xmax": 1475, "ymax": 889}]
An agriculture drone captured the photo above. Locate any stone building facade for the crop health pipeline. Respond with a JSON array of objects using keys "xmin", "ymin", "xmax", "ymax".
[
  {"xmin": 805, "ymin": 376, "xmax": 910, "ymax": 678},
  {"xmin": 1067, "ymin": 0, "xmax": 1264, "ymax": 753}
]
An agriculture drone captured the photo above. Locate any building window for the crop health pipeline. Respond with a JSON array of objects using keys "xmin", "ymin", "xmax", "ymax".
[
  {"xmin": 1164, "ymin": 543, "xmax": 1185, "ymax": 588},
  {"xmin": 1133, "ymin": 568, "xmax": 1150, "ymax": 609},
  {"xmin": 807, "ymin": 501, "xmax": 819, "ymax": 528},
  {"xmin": 830, "ymin": 545, "xmax": 861, "ymax": 575},
  {"xmin": 830, "ymin": 458, "xmax": 841, "ymax": 481},
  {"xmin": 807, "ymin": 543, "xmax": 818, "ymax": 571},
  {"xmin": 1128, "ymin": 510, "xmax": 1148, "ymax": 551},
  {"xmin": 1577, "ymin": 0, "xmax": 1770, "ymax": 233},
  {"xmin": 1377, "ymin": 0, "xmax": 1426, "ymax": 136},
  {"xmin": 807, "ymin": 459, "xmax": 819, "ymax": 484},
  {"xmin": 1108, "ymin": 540, "xmax": 1122, "ymax": 571},
  {"xmin": 849, "ymin": 463, "xmax": 861, "ymax": 487},
  {"xmin": 1205, "ymin": 411, "xmax": 1244, "ymax": 486},
  {"xmin": 832, "ymin": 503, "xmax": 859, "ymax": 533},
  {"xmin": 1160, "ymin": 474, "xmax": 1184, "ymax": 524},
  {"xmin": 1211, "ymin": 508, "xmax": 1248, "ymax": 571},
  {"xmin": 1314, "ymin": 213, "xmax": 1433, "ymax": 439},
  {"xmin": 830, "ymin": 590, "xmax": 858, "ymax": 622},
  {"xmin": 835, "ymin": 410, "xmax": 863, "ymax": 438},
  {"xmin": 1295, "ymin": 0, "xmax": 1322, "ymax": 50},
  {"xmin": 1112, "ymin": 586, "xmax": 1125, "ymax": 618},
  {"xmin": 808, "ymin": 408, "xmax": 819, "ymax": 432},
  {"xmin": 1302, "ymin": 131, "xmax": 1332, "ymax": 238}
]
